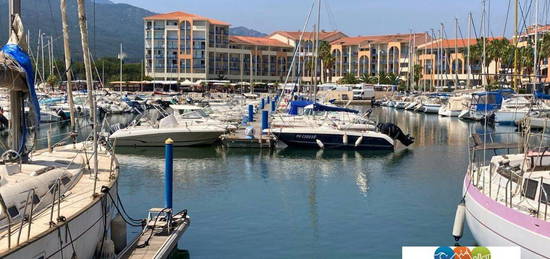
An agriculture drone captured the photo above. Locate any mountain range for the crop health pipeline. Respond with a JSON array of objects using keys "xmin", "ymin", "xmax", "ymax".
[{"xmin": 0, "ymin": 0, "xmax": 267, "ymax": 62}]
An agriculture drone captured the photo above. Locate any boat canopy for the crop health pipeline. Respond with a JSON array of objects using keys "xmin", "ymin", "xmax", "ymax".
[
  {"xmin": 471, "ymin": 89, "xmax": 515, "ymax": 112},
  {"xmin": 306, "ymin": 103, "xmax": 359, "ymax": 114},
  {"xmin": 288, "ymin": 100, "xmax": 314, "ymax": 115},
  {"xmin": 535, "ymin": 91, "xmax": 550, "ymax": 100}
]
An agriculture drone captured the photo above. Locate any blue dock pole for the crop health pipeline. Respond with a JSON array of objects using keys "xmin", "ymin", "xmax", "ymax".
[
  {"xmin": 261, "ymin": 110, "xmax": 269, "ymax": 134},
  {"xmin": 267, "ymin": 96, "xmax": 271, "ymax": 103},
  {"xmin": 271, "ymin": 100, "xmax": 276, "ymax": 112},
  {"xmin": 248, "ymin": 104, "xmax": 254, "ymax": 122},
  {"xmin": 164, "ymin": 138, "xmax": 173, "ymax": 210},
  {"xmin": 260, "ymin": 98, "xmax": 265, "ymax": 110}
]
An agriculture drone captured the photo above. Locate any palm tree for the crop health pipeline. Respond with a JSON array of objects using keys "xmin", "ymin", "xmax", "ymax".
[
  {"xmin": 486, "ymin": 38, "xmax": 511, "ymax": 82},
  {"xmin": 519, "ymin": 45, "xmax": 534, "ymax": 82},
  {"xmin": 339, "ymin": 73, "xmax": 358, "ymax": 84},
  {"xmin": 538, "ymin": 32, "xmax": 550, "ymax": 59},
  {"xmin": 319, "ymin": 41, "xmax": 334, "ymax": 82}
]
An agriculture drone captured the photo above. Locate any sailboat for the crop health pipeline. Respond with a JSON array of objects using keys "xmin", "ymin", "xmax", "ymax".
[{"xmin": 0, "ymin": 1, "xmax": 121, "ymax": 258}]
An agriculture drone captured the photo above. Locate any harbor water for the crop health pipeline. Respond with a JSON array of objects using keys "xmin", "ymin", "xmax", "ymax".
[
  {"xmin": 106, "ymin": 106, "xmax": 503, "ymax": 258},
  {"xmin": 25, "ymin": 106, "xmax": 514, "ymax": 258}
]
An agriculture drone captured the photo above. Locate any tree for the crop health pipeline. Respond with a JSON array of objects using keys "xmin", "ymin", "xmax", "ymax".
[
  {"xmin": 338, "ymin": 73, "xmax": 358, "ymax": 84},
  {"xmin": 386, "ymin": 73, "xmax": 400, "ymax": 85},
  {"xmin": 47, "ymin": 74, "xmax": 59, "ymax": 90},
  {"xmin": 413, "ymin": 64, "xmax": 422, "ymax": 87},
  {"xmin": 487, "ymin": 38, "xmax": 511, "ymax": 82},
  {"xmin": 319, "ymin": 41, "xmax": 335, "ymax": 82}
]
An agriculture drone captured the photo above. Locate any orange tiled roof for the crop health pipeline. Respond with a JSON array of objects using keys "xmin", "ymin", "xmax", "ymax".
[
  {"xmin": 331, "ymin": 33, "xmax": 430, "ymax": 46},
  {"xmin": 269, "ymin": 31, "xmax": 346, "ymax": 41},
  {"xmin": 144, "ymin": 11, "xmax": 230, "ymax": 26},
  {"xmin": 230, "ymin": 36, "xmax": 292, "ymax": 48},
  {"xmin": 524, "ymin": 24, "xmax": 550, "ymax": 35},
  {"xmin": 417, "ymin": 37, "xmax": 506, "ymax": 49}
]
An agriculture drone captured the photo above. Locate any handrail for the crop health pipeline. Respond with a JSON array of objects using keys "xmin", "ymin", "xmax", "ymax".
[{"xmin": 0, "ymin": 191, "xmax": 11, "ymax": 249}]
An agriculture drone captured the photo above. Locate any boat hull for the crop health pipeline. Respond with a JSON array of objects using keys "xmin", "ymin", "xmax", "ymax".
[
  {"xmin": 273, "ymin": 132, "xmax": 394, "ymax": 150},
  {"xmin": 423, "ymin": 105, "xmax": 441, "ymax": 114},
  {"xmin": 494, "ymin": 110, "xmax": 529, "ymax": 124},
  {"xmin": 439, "ymin": 109, "xmax": 461, "ymax": 117},
  {"xmin": 111, "ymin": 129, "xmax": 224, "ymax": 147},
  {"xmin": 2, "ymin": 179, "xmax": 118, "ymax": 259},
  {"xmin": 463, "ymin": 175, "xmax": 550, "ymax": 259}
]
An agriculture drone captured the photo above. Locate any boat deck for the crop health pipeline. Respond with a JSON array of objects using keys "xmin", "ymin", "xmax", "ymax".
[{"xmin": 0, "ymin": 142, "xmax": 117, "ymax": 256}]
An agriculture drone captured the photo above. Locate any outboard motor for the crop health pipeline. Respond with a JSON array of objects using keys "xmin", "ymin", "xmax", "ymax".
[
  {"xmin": 57, "ymin": 108, "xmax": 68, "ymax": 121},
  {"xmin": 376, "ymin": 123, "xmax": 415, "ymax": 146},
  {"xmin": 0, "ymin": 112, "xmax": 8, "ymax": 129}
]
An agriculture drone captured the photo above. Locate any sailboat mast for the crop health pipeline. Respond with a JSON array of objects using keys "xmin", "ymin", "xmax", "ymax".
[
  {"xmin": 454, "ymin": 18, "xmax": 459, "ymax": 89},
  {"xmin": 482, "ymin": 0, "xmax": 487, "ymax": 86},
  {"xmin": 120, "ymin": 42, "xmax": 123, "ymax": 92},
  {"xmin": 8, "ymin": 0, "xmax": 23, "ymax": 153},
  {"xmin": 534, "ymin": 0, "xmax": 539, "ymax": 84},
  {"xmin": 60, "ymin": 0, "xmax": 76, "ymax": 130},
  {"xmin": 313, "ymin": 0, "xmax": 321, "ymax": 102},
  {"xmin": 513, "ymin": 0, "xmax": 519, "ymax": 90},
  {"xmin": 76, "ymin": 0, "xmax": 99, "ymax": 188},
  {"xmin": 467, "ymin": 13, "xmax": 471, "ymax": 89}
]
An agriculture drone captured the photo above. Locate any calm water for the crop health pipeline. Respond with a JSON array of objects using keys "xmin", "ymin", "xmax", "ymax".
[{"xmin": 107, "ymin": 107, "xmax": 517, "ymax": 259}]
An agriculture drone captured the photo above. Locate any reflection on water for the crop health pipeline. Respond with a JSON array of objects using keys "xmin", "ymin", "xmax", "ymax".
[
  {"xmin": 9, "ymin": 107, "xmax": 511, "ymax": 258},
  {"xmin": 115, "ymin": 107, "xmax": 493, "ymax": 258}
]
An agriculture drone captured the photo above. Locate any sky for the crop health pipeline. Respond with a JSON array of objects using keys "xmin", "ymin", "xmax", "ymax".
[{"xmin": 114, "ymin": 0, "xmax": 542, "ymax": 38}]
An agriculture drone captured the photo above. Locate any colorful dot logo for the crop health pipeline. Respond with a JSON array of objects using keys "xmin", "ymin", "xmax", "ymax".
[
  {"xmin": 434, "ymin": 246, "xmax": 455, "ymax": 259},
  {"xmin": 471, "ymin": 247, "xmax": 491, "ymax": 259}
]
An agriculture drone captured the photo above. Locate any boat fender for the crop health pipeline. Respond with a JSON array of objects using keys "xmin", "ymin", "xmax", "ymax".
[
  {"xmin": 316, "ymin": 139, "xmax": 324, "ymax": 149},
  {"xmin": 111, "ymin": 214, "xmax": 127, "ymax": 253},
  {"xmin": 343, "ymin": 133, "xmax": 348, "ymax": 144},
  {"xmin": 452, "ymin": 201, "xmax": 466, "ymax": 241},
  {"xmin": 355, "ymin": 136, "xmax": 363, "ymax": 147},
  {"xmin": 530, "ymin": 111, "xmax": 541, "ymax": 117}
]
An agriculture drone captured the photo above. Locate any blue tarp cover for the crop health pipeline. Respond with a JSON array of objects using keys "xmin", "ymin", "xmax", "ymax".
[
  {"xmin": 288, "ymin": 100, "xmax": 314, "ymax": 115},
  {"xmin": 535, "ymin": 91, "xmax": 550, "ymax": 100},
  {"xmin": 1, "ymin": 44, "xmax": 40, "ymax": 123}
]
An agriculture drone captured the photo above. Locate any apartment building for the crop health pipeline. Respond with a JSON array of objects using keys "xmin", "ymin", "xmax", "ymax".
[
  {"xmin": 329, "ymin": 33, "xmax": 430, "ymax": 82},
  {"xmin": 144, "ymin": 11, "xmax": 295, "ymax": 83},
  {"xmin": 268, "ymin": 31, "xmax": 347, "ymax": 81}
]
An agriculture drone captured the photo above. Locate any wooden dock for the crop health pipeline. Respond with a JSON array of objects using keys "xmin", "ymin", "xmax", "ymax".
[
  {"xmin": 120, "ymin": 209, "xmax": 190, "ymax": 259},
  {"xmin": 221, "ymin": 119, "xmax": 275, "ymax": 149}
]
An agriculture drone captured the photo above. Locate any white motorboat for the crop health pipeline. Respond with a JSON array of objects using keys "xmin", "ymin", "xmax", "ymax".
[{"xmin": 110, "ymin": 115, "xmax": 225, "ymax": 147}]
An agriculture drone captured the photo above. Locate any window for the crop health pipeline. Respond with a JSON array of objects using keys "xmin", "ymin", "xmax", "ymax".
[
  {"xmin": 61, "ymin": 176, "xmax": 71, "ymax": 186},
  {"xmin": 7, "ymin": 206, "xmax": 19, "ymax": 218},
  {"xmin": 541, "ymin": 183, "xmax": 550, "ymax": 204},
  {"xmin": 523, "ymin": 179, "xmax": 539, "ymax": 200},
  {"xmin": 32, "ymin": 194, "xmax": 40, "ymax": 204}
]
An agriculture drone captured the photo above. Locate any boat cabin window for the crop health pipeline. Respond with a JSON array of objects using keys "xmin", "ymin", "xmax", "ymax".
[
  {"xmin": 476, "ymin": 94, "xmax": 497, "ymax": 105},
  {"xmin": 48, "ymin": 183, "xmax": 57, "ymax": 194},
  {"xmin": 541, "ymin": 183, "xmax": 550, "ymax": 205},
  {"xmin": 61, "ymin": 176, "xmax": 71, "ymax": 186},
  {"xmin": 7, "ymin": 206, "xmax": 19, "ymax": 218},
  {"xmin": 32, "ymin": 194, "xmax": 40, "ymax": 205},
  {"xmin": 522, "ymin": 179, "xmax": 539, "ymax": 200}
]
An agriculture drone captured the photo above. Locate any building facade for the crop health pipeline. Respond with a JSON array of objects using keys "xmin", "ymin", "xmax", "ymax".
[
  {"xmin": 144, "ymin": 12, "xmax": 295, "ymax": 83},
  {"xmin": 329, "ymin": 33, "xmax": 430, "ymax": 82}
]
